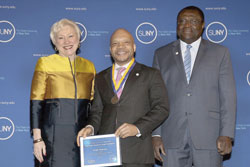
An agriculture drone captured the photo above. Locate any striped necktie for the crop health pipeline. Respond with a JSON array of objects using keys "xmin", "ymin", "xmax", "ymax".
[
  {"xmin": 184, "ymin": 44, "xmax": 192, "ymax": 83},
  {"xmin": 116, "ymin": 67, "xmax": 126, "ymax": 98}
]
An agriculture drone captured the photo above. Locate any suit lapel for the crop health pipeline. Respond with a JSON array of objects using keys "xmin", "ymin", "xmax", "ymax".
[
  {"xmin": 189, "ymin": 39, "xmax": 207, "ymax": 84},
  {"xmin": 103, "ymin": 67, "xmax": 116, "ymax": 96},
  {"xmin": 172, "ymin": 40, "xmax": 188, "ymax": 84},
  {"xmin": 119, "ymin": 63, "xmax": 141, "ymax": 99}
]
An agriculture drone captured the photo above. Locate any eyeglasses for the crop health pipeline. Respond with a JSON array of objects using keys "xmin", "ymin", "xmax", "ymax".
[{"xmin": 178, "ymin": 19, "xmax": 202, "ymax": 26}]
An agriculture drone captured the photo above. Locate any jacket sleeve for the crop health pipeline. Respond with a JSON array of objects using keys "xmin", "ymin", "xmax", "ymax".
[
  {"xmin": 87, "ymin": 78, "xmax": 104, "ymax": 134},
  {"xmin": 134, "ymin": 69, "xmax": 169, "ymax": 139},
  {"xmin": 151, "ymin": 51, "xmax": 164, "ymax": 136},
  {"xmin": 30, "ymin": 58, "xmax": 47, "ymax": 130},
  {"xmin": 218, "ymin": 48, "xmax": 237, "ymax": 139}
]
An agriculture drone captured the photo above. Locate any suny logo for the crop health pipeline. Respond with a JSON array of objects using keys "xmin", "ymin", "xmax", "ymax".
[
  {"xmin": 136, "ymin": 22, "xmax": 157, "ymax": 44},
  {"xmin": 76, "ymin": 22, "xmax": 87, "ymax": 43},
  {"xmin": 0, "ymin": 20, "xmax": 16, "ymax": 43},
  {"xmin": 0, "ymin": 117, "xmax": 15, "ymax": 140},
  {"xmin": 206, "ymin": 21, "xmax": 227, "ymax": 43}
]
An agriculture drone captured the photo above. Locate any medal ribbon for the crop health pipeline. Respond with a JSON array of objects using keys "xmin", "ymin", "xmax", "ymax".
[{"xmin": 111, "ymin": 58, "xmax": 136, "ymax": 94}]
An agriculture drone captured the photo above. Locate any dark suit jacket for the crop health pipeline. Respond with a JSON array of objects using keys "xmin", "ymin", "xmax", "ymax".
[
  {"xmin": 153, "ymin": 39, "xmax": 237, "ymax": 150},
  {"xmin": 88, "ymin": 62, "xmax": 169, "ymax": 164}
]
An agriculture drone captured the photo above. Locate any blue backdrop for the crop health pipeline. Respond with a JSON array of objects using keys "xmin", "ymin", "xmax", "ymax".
[{"xmin": 0, "ymin": 0, "xmax": 250, "ymax": 167}]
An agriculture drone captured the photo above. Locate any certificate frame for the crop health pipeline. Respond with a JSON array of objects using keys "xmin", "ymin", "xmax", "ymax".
[{"xmin": 80, "ymin": 134, "xmax": 122, "ymax": 167}]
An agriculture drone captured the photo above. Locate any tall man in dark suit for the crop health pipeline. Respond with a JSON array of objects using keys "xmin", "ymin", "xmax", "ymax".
[
  {"xmin": 152, "ymin": 6, "xmax": 237, "ymax": 167},
  {"xmin": 77, "ymin": 28, "xmax": 169, "ymax": 167}
]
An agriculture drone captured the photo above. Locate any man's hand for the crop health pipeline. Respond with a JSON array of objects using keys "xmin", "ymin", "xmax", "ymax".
[
  {"xmin": 76, "ymin": 127, "xmax": 93, "ymax": 146},
  {"xmin": 217, "ymin": 136, "xmax": 232, "ymax": 155},
  {"xmin": 152, "ymin": 136, "xmax": 166, "ymax": 162},
  {"xmin": 115, "ymin": 123, "xmax": 138, "ymax": 138}
]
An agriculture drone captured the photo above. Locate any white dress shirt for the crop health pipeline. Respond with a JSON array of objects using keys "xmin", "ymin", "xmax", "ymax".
[{"xmin": 180, "ymin": 37, "xmax": 201, "ymax": 75}]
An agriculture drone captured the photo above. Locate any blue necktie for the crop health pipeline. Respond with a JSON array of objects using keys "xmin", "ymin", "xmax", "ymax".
[{"xmin": 184, "ymin": 45, "xmax": 192, "ymax": 83}]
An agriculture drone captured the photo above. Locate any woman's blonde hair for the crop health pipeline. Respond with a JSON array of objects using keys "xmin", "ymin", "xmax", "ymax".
[{"xmin": 50, "ymin": 18, "xmax": 81, "ymax": 45}]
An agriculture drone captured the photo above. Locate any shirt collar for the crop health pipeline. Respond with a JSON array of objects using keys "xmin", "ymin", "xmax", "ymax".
[
  {"xmin": 180, "ymin": 37, "xmax": 201, "ymax": 49},
  {"xmin": 114, "ymin": 60, "xmax": 132, "ymax": 70}
]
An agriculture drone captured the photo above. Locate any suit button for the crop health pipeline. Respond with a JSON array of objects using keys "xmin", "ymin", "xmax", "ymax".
[{"xmin": 187, "ymin": 93, "xmax": 191, "ymax": 96}]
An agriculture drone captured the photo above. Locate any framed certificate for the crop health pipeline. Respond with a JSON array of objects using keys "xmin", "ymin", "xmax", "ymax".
[{"xmin": 80, "ymin": 134, "xmax": 122, "ymax": 167}]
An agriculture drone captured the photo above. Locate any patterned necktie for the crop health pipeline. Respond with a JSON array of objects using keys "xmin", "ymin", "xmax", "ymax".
[
  {"xmin": 116, "ymin": 67, "xmax": 126, "ymax": 98},
  {"xmin": 184, "ymin": 44, "xmax": 192, "ymax": 83}
]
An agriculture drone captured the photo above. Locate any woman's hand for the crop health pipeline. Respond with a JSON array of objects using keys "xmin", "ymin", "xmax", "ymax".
[
  {"xmin": 32, "ymin": 129, "xmax": 46, "ymax": 163},
  {"xmin": 33, "ymin": 140, "xmax": 46, "ymax": 163}
]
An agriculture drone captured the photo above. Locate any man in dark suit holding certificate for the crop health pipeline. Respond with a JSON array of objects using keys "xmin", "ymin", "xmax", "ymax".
[{"xmin": 77, "ymin": 28, "xmax": 169, "ymax": 167}]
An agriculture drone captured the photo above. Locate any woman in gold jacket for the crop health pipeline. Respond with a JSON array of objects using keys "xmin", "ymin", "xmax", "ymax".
[{"xmin": 30, "ymin": 19, "xmax": 95, "ymax": 167}]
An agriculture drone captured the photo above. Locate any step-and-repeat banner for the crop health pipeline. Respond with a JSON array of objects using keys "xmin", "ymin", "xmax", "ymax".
[{"xmin": 0, "ymin": 0, "xmax": 249, "ymax": 166}]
